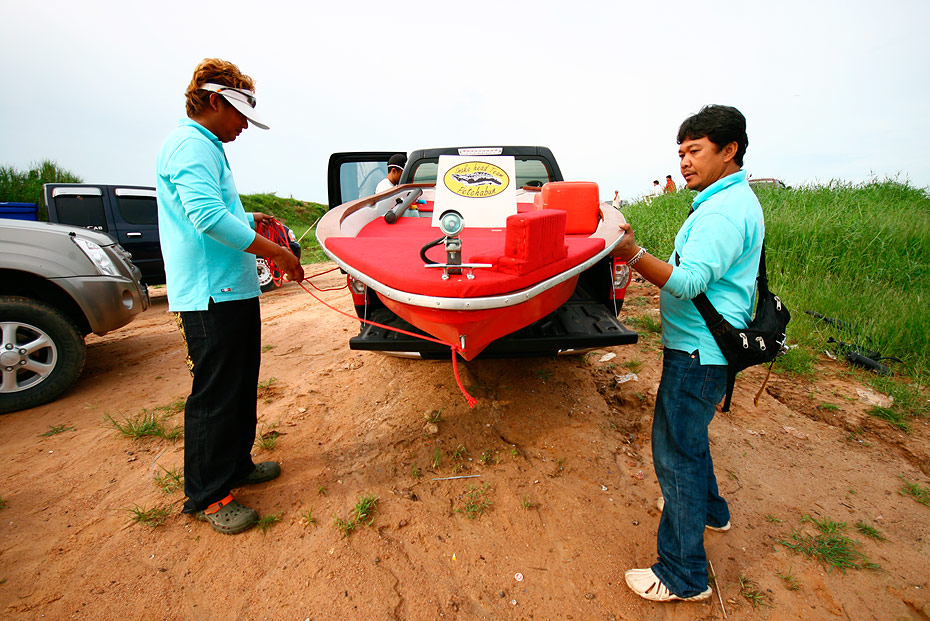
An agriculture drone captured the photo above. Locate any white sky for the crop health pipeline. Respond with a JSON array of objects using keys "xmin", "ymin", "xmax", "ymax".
[{"xmin": 2, "ymin": 0, "xmax": 928, "ymax": 203}]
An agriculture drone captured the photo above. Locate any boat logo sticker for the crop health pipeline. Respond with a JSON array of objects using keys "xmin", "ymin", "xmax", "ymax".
[{"xmin": 444, "ymin": 161, "xmax": 510, "ymax": 198}]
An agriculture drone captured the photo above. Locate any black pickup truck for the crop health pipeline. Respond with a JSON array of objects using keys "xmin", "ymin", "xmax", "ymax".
[
  {"xmin": 43, "ymin": 184, "xmax": 300, "ymax": 291},
  {"xmin": 326, "ymin": 146, "xmax": 638, "ymax": 358}
]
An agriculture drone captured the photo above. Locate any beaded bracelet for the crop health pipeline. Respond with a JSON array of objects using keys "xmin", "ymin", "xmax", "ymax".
[{"xmin": 627, "ymin": 246, "xmax": 646, "ymax": 267}]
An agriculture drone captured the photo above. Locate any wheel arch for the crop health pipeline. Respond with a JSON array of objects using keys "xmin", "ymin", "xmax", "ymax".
[{"xmin": 0, "ymin": 269, "xmax": 92, "ymax": 336}]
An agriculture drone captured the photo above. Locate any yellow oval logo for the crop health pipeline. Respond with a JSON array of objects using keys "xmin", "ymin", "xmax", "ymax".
[{"xmin": 443, "ymin": 161, "xmax": 510, "ymax": 198}]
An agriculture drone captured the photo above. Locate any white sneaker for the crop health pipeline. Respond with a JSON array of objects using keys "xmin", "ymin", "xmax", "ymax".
[
  {"xmin": 624, "ymin": 568, "xmax": 712, "ymax": 602},
  {"xmin": 656, "ymin": 496, "xmax": 731, "ymax": 532}
]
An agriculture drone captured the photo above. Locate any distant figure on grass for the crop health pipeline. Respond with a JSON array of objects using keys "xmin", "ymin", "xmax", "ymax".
[
  {"xmin": 156, "ymin": 58, "xmax": 304, "ymax": 535},
  {"xmin": 612, "ymin": 105, "xmax": 762, "ymax": 602},
  {"xmin": 652, "ymin": 179, "xmax": 663, "ymax": 197},
  {"xmin": 665, "ymin": 174, "xmax": 677, "ymax": 193},
  {"xmin": 376, "ymin": 153, "xmax": 407, "ymax": 194},
  {"xmin": 612, "ymin": 190, "xmax": 621, "ymax": 210}
]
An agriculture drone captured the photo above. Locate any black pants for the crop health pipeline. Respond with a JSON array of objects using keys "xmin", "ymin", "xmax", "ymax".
[{"xmin": 179, "ymin": 298, "xmax": 260, "ymax": 513}]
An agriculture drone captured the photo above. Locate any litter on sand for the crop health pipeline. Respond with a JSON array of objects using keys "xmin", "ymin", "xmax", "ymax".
[{"xmin": 599, "ymin": 352, "xmax": 616, "ymax": 363}]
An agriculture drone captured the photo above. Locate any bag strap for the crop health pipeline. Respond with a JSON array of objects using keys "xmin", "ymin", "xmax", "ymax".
[
  {"xmin": 675, "ymin": 242, "xmax": 768, "ymax": 331},
  {"xmin": 674, "ymin": 240, "xmax": 767, "ymax": 413}
]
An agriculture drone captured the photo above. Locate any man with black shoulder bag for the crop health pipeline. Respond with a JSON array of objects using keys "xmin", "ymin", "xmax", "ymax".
[{"xmin": 612, "ymin": 105, "xmax": 786, "ymax": 603}]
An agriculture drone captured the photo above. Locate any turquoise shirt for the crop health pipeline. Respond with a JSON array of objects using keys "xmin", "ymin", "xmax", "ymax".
[
  {"xmin": 156, "ymin": 119, "xmax": 259, "ymax": 311},
  {"xmin": 660, "ymin": 170, "xmax": 764, "ymax": 365}
]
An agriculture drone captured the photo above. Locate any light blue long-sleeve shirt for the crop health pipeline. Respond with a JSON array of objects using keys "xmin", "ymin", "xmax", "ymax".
[
  {"xmin": 156, "ymin": 118, "xmax": 259, "ymax": 311},
  {"xmin": 660, "ymin": 170, "xmax": 764, "ymax": 365}
]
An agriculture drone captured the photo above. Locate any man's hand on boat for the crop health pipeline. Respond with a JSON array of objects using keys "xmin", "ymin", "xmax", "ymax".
[{"xmin": 611, "ymin": 223, "xmax": 672, "ymax": 287}]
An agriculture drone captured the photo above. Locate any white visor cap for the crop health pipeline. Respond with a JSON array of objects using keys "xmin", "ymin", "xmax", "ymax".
[{"xmin": 200, "ymin": 82, "xmax": 269, "ymax": 130}]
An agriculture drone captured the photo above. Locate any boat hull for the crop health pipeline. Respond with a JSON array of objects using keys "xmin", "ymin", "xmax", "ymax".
[{"xmin": 378, "ymin": 275, "xmax": 579, "ymax": 361}]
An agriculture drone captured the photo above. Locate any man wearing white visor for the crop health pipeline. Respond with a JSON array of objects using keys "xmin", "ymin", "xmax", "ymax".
[{"xmin": 156, "ymin": 58, "xmax": 303, "ymax": 534}]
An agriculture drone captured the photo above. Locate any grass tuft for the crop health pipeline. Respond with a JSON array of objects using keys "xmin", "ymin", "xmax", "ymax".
[
  {"xmin": 899, "ymin": 475, "xmax": 930, "ymax": 507},
  {"xmin": 154, "ymin": 466, "xmax": 184, "ymax": 494},
  {"xmin": 776, "ymin": 567, "xmax": 802, "ymax": 591},
  {"xmin": 855, "ymin": 520, "xmax": 886, "ymax": 541},
  {"xmin": 255, "ymin": 512, "xmax": 283, "ymax": 533},
  {"xmin": 106, "ymin": 411, "xmax": 182, "ymax": 441},
  {"xmin": 128, "ymin": 504, "xmax": 172, "ymax": 527},
  {"xmin": 334, "ymin": 493, "xmax": 379, "ymax": 536},
  {"xmin": 458, "ymin": 483, "xmax": 492, "ymax": 519},
  {"xmin": 737, "ymin": 574, "xmax": 773, "ymax": 608},
  {"xmin": 300, "ymin": 507, "xmax": 317, "ymax": 526},
  {"xmin": 254, "ymin": 426, "xmax": 279, "ymax": 451},
  {"xmin": 38, "ymin": 424, "xmax": 75, "ymax": 437},
  {"xmin": 778, "ymin": 514, "xmax": 880, "ymax": 573}
]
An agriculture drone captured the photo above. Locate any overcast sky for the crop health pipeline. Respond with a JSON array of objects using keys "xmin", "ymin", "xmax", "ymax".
[{"xmin": 2, "ymin": 0, "xmax": 928, "ymax": 203}]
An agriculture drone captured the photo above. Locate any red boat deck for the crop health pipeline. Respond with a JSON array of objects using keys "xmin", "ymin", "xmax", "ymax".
[{"xmin": 325, "ymin": 209, "xmax": 606, "ymax": 298}]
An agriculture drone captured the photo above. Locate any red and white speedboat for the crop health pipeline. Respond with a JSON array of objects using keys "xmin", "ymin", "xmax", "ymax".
[{"xmin": 319, "ymin": 147, "xmax": 637, "ymax": 361}]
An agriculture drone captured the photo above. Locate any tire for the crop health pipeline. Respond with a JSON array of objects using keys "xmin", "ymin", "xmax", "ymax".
[
  {"xmin": 0, "ymin": 296, "xmax": 86, "ymax": 415},
  {"xmin": 256, "ymin": 258, "xmax": 278, "ymax": 293}
]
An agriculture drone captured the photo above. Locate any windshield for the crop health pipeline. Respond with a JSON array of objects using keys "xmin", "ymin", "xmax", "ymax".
[{"xmin": 410, "ymin": 158, "xmax": 553, "ymax": 188}]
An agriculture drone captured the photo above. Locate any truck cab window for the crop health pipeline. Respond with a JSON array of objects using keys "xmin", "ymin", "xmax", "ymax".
[
  {"xmin": 55, "ymin": 195, "xmax": 108, "ymax": 232},
  {"xmin": 116, "ymin": 196, "xmax": 157, "ymax": 225}
]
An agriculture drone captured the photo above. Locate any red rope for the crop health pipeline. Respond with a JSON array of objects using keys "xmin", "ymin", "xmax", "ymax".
[
  {"xmin": 256, "ymin": 218, "xmax": 292, "ymax": 286},
  {"xmin": 296, "ymin": 278, "xmax": 477, "ymax": 408}
]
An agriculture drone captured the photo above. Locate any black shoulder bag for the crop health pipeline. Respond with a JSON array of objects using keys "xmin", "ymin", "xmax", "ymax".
[{"xmin": 680, "ymin": 243, "xmax": 791, "ymax": 411}]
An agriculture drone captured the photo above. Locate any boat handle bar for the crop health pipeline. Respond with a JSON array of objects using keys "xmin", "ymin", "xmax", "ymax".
[{"xmin": 384, "ymin": 188, "xmax": 424, "ymax": 224}]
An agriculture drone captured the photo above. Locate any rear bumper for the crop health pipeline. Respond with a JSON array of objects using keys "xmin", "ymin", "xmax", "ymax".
[{"xmin": 349, "ymin": 297, "xmax": 637, "ymax": 359}]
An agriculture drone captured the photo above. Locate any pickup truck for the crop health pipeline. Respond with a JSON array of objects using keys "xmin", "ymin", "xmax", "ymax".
[
  {"xmin": 43, "ymin": 183, "xmax": 301, "ymax": 291},
  {"xmin": 326, "ymin": 146, "xmax": 638, "ymax": 358},
  {"xmin": 0, "ymin": 218, "xmax": 149, "ymax": 414}
]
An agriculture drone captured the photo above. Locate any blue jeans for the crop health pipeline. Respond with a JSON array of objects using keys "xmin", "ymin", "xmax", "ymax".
[
  {"xmin": 650, "ymin": 348, "xmax": 729, "ymax": 597},
  {"xmin": 178, "ymin": 298, "xmax": 261, "ymax": 513}
]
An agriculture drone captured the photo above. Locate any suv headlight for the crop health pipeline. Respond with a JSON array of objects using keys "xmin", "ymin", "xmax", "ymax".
[{"xmin": 73, "ymin": 237, "xmax": 121, "ymax": 277}]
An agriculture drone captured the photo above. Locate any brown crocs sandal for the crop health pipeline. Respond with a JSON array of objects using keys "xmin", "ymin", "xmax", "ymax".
[
  {"xmin": 196, "ymin": 494, "xmax": 258, "ymax": 534},
  {"xmin": 233, "ymin": 461, "xmax": 281, "ymax": 487}
]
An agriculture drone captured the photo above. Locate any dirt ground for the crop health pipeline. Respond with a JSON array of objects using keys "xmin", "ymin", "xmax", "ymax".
[{"xmin": 1, "ymin": 267, "xmax": 929, "ymax": 620}]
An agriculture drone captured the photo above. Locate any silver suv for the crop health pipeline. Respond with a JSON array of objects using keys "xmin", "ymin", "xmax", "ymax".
[{"xmin": 0, "ymin": 219, "xmax": 149, "ymax": 414}]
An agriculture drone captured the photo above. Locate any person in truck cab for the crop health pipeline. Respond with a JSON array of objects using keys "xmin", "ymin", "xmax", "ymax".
[
  {"xmin": 613, "ymin": 105, "xmax": 763, "ymax": 602},
  {"xmin": 375, "ymin": 153, "xmax": 407, "ymax": 194},
  {"xmin": 156, "ymin": 57, "xmax": 303, "ymax": 535}
]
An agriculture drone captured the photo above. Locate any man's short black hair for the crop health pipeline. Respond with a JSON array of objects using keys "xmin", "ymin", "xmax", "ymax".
[{"xmin": 677, "ymin": 105, "xmax": 748, "ymax": 167}]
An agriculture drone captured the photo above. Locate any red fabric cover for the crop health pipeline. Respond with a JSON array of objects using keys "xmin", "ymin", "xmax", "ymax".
[
  {"xmin": 497, "ymin": 209, "xmax": 567, "ymax": 275},
  {"xmin": 537, "ymin": 181, "xmax": 601, "ymax": 235},
  {"xmin": 326, "ymin": 216, "xmax": 604, "ymax": 298}
]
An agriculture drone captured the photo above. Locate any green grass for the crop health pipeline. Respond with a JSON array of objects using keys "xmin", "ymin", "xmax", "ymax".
[
  {"xmin": 240, "ymin": 193, "xmax": 328, "ymax": 263},
  {"xmin": 425, "ymin": 409, "xmax": 443, "ymax": 424},
  {"xmin": 154, "ymin": 466, "xmax": 184, "ymax": 494},
  {"xmin": 855, "ymin": 520, "xmax": 886, "ymax": 541},
  {"xmin": 737, "ymin": 574, "xmax": 773, "ymax": 609},
  {"xmin": 128, "ymin": 504, "xmax": 172, "ymax": 527},
  {"xmin": 255, "ymin": 512, "xmax": 283, "ymax": 533},
  {"xmin": 334, "ymin": 493, "xmax": 379, "ymax": 536},
  {"xmin": 0, "ymin": 160, "xmax": 82, "ymax": 220},
  {"xmin": 776, "ymin": 568, "xmax": 802, "ymax": 591},
  {"xmin": 105, "ymin": 411, "xmax": 182, "ymax": 441},
  {"xmin": 899, "ymin": 475, "xmax": 930, "ymax": 506},
  {"xmin": 622, "ymin": 180, "xmax": 930, "ymax": 423},
  {"xmin": 778, "ymin": 514, "xmax": 880, "ymax": 573},
  {"xmin": 38, "ymin": 424, "xmax": 75, "ymax": 437},
  {"xmin": 458, "ymin": 483, "xmax": 492, "ymax": 519},
  {"xmin": 300, "ymin": 507, "xmax": 317, "ymax": 526},
  {"xmin": 255, "ymin": 426, "xmax": 279, "ymax": 451},
  {"xmin": 0, "ymin": 496, "xmax": 6, "ymax": 510}
]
